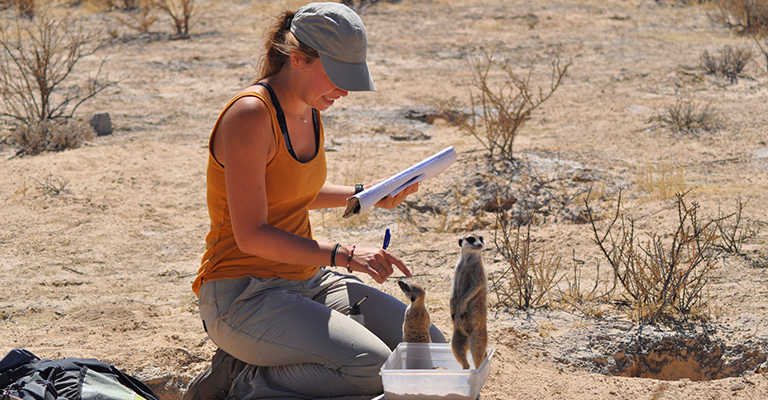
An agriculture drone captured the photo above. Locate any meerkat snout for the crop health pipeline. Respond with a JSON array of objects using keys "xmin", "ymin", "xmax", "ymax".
[{"xmin": 398, "ymin": 279, "xmax": 431, "ymax": 344}]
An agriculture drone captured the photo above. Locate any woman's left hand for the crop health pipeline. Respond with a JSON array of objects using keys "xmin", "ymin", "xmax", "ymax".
[
  {"xmin": 347, "ymin": 246, "xmax": 412, "ymax": 284},
  {"xmin": 374, "ymin": 182, "xmax": 419, "ymax": 209}
]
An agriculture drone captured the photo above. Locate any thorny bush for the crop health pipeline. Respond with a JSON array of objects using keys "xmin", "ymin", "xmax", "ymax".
[
  {"xmin": 586, "ymin": 191, "xmax": 719, "ymax": 325},
  {"xmin": 447, "ymin": 49, "xmax": 569, "ymax": 162}
]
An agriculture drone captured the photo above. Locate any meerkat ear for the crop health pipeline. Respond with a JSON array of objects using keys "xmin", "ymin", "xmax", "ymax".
[{"xmin": 458, "ymin": 238, "xmax": 463, "ymax": 246}]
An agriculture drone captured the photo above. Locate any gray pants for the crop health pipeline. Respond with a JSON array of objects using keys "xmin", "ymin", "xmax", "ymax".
[{"xmin": 198, "ymin": 268, "xmax": 446, "ymax": 399}]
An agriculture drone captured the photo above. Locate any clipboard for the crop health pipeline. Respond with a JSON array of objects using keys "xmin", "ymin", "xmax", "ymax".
[{"xmin": 343, "ymin": 146, "xmax": 458, "ymax": 218}]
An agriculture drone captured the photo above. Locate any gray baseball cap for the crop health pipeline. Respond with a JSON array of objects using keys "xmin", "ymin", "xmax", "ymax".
[{"xmin": 291, "ymin": 2, "xmax": 376, "ymax": 92}]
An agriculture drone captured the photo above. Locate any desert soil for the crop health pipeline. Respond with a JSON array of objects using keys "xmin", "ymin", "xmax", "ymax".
[{"xmin": 2, "ymin": 0, "xmax": 768, "ymax": 399}]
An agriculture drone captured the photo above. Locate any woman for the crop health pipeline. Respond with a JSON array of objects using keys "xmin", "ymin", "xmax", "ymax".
[{"xmin": 186, "ymin": 3, "xmax": 445, "ymax": 399}]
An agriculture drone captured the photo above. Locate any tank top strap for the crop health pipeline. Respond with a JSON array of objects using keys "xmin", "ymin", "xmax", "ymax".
[{"xmin": 254, "ymin": 82, "xmax": 319, "ymax": 163}]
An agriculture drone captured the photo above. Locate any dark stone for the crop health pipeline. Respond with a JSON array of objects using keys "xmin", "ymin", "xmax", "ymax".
[{"xmin": 90, "ymin": 113, "xmax": 113, "ymax": 136}]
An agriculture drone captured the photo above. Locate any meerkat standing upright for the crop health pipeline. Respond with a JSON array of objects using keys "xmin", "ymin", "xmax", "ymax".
[
  {"xmin": 450, "ymin": 232, "xmax": 488, "ymax": 369},
  {"xmin": 398, "ymin": 280, "xmax": 431, "ymax": 343}
]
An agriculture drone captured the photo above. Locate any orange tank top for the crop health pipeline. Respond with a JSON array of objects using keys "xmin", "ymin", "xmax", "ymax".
[{"xmin": 192, "ymin": 91, "xmax": 326, "ymax": 296}]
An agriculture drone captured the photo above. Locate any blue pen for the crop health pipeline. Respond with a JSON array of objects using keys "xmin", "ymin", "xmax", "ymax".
[{"xmin": 382, "ymin": 228, "xmax": 391, "ymax": 249}]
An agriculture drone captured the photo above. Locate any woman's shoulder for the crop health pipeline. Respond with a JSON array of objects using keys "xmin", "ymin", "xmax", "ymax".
[
  {"xmin": 211, "ymin": 84, "xmax": 277, "ymax": 165},
  {"xmin": 231, "ymin": 84, "xmax": 270, "ymax": 109},
  {"xmin": 222, "ymin": 86, "xmax": 272, "ymax": 122}
]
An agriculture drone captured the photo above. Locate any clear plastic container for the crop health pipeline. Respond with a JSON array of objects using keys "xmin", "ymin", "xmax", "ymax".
[{"xmin": 379, "ymin": 343, "xmax": 494, "ymax": 400}]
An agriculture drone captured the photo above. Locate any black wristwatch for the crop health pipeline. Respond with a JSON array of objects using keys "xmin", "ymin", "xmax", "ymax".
[{"xmin": 352, "ymin": 184, "xmax": 364, "ymax": 213}]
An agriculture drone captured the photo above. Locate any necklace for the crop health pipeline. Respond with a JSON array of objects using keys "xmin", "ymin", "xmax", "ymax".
[{"xmin": 292, "ymin": 108, "xmax": 309, "ymax": 123}]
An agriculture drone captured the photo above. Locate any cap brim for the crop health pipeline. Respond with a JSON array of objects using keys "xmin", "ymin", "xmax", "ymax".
[{"xmin": 319, "ymin": 53, "xmax": 376, "ymax": 92}]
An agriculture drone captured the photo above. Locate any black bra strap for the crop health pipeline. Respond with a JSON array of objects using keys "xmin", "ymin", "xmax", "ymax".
[{"xmin": 254, "ymin": 82, "xmax": 319, "ymax": 162}]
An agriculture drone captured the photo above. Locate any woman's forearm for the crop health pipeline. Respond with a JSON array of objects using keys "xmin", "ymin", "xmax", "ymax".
[
  {"xmin": 236, "ymin": 223, "xmax": 335, "ymax": 266},
  {"xmin": 308, "ymin": 183, "xmax": 356, "ymax": 210}
]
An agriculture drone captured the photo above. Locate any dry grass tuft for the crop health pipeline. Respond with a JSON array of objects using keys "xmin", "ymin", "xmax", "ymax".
[
  {"xmin": 700, "ymin": 45, "xmax": 753, "ymax": 82},
  {"xmin": 647, "ymin": 98, "xmax": 723, "ymax": 135},
  {"xmin": 636, "ymin": 159, "xmax": 686, "ymax": 200},
  {"xmin": 34, "ymin": 174, "xmax": 71, "ymax": 197},
  {"xmin": 9, "ymin": 119, "xmax": 94, "ymax": 156},
  {"xmin": 555, "ymin": 252, "xmax": 615, "ymax": 318}
]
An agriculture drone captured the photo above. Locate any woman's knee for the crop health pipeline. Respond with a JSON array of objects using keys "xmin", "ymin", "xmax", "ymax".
[
  {"xmin": 430, "ymin": 324, "xmax": 448, "ymax": 343},
  {"xmin": 340, "ymin": 348, "xmax": 389, "ymax": 393}
]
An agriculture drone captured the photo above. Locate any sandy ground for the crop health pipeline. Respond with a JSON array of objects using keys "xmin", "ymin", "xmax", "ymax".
[{"xmin": 2, "ymin": 0, "xmax": 768, "ymax": 398}]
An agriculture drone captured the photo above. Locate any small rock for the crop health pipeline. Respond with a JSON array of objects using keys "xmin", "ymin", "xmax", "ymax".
[{"xmin": 90, "ymin": 113, "xmax": 113, "ymax": 136}]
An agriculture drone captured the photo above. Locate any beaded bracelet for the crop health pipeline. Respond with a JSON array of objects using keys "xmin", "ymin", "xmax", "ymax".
[
  {"xmin": 346, "ymin": 246, "xmax": 356, "ymax": 273},
  {"xmin": 330, "ymin": 243, "xmax": 341, "ymax": 267}
]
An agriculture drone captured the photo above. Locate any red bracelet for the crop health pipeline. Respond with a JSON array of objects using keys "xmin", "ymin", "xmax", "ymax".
[{"xmin": 346, "ymin": 246, "xmax": 355, "ymax": 273}]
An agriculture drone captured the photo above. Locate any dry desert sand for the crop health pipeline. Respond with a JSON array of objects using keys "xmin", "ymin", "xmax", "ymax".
[{"xmin": 2, "ymin": 0, "xmax": 768, "ymax": 399}]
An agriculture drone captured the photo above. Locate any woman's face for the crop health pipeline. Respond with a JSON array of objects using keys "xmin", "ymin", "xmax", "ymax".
[{"xmin": 301, "ymin": 57, "xmax": 349, "ymax": 111}]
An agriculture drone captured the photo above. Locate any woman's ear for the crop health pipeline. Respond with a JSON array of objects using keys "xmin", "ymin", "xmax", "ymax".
[{"xmin": 290, "ymin": 51, "xmax": 307, "ymax": 69}]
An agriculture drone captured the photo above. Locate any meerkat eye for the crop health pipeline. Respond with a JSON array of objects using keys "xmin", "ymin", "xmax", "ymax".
[
  {"xmin": 478, "ymin": 236, "xmax": 484, "ymax": 243},
  {"xmin": 466, "ymin": 236, "xmax": 476, "ymax": 245}
]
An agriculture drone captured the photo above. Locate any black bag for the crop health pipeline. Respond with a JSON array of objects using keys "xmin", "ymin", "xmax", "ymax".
[{"xmin": 0, "ymin": 348, "xmax": 159, "ymax": 400}]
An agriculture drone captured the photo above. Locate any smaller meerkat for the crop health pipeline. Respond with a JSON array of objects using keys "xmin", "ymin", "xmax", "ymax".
[
  {"xmin": 450, "ymin": 232, "xmax": 488, "ymax": 369},
  {"xmin": 397, "ymin": 279, "xmax": 431, "ymax": 343}
]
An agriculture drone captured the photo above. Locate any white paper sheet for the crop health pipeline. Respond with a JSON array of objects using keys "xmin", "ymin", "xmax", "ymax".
[{"xmin": 343, "ymin": 146, "xmax": 458, "ymax": 218}]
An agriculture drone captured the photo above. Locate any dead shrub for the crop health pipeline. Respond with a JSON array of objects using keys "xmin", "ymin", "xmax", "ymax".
[
  {"xmin": 712, "ymin": 0, "xmax": 768, "ymax": 74},
  {"xmin": 112, "ymin": 0, "xmax": 140, "ymax": 10},
  {"xmin": 712, "ymin": 0, "xmax": 768, "ymax": 36},
  {"xmin": 0, "ymin": 0, "xmax": 37, "ymax": 18},
  {"xmin": 489, "ymin": 213, "xmax": 562, "ymax": 310},
  {"xmin": 713, "ymin": 195, "xmax": 761, "ymax": 254},
  {"xmin": 647, "ymin": 97, "xmax": 722, "ymax": 135},
  {"xmin": 586, "ymin": 191, "xmax": 719, "ymax": 325},
  {"xmin": 0, "ymin": 10, "xmax": 119, "ymax": 128},
  {"xmin": 117, "ymin": 0, "xmax": 159, "ymax": 33},
  {"xmin": 67, "ymin": 0, "xmax": 138, "ymax": 11},
  {"xmin": 9, "ymin": 119, "xmax": 94, "ymax": 156},
  {"xmin": 700, "ymin": 45, "xmax": 753, "ymax": 82},
  {"xmin": 447, "ymin": 49, "xmax": 569, "ymax": 162},
  {"xmin": 34, "ymin": 174, "xmax": 70, "ymax": 197},
  {"xmin": 14, "ymin": 0, "xmax": 35, "ymax": 18},
  {"xmin": 152, "ymin": 0, "xmax": 194, "ymax": 38}
]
